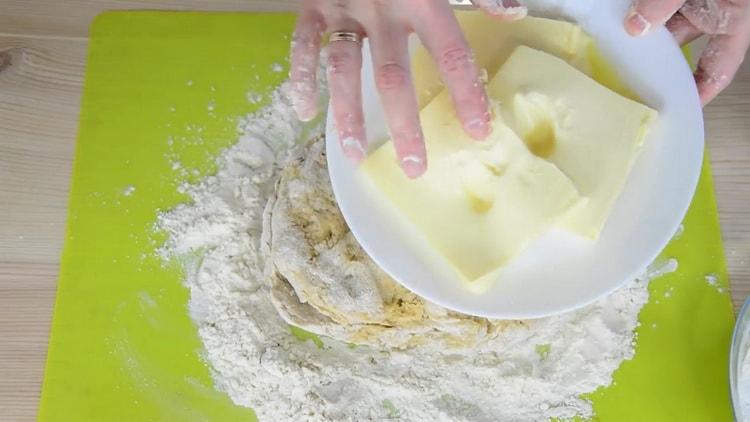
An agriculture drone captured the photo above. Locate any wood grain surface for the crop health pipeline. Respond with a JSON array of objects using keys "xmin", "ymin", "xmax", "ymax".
[{"xmin": 0, "ymin": 1, "xmax": 747, "ymax": 420}]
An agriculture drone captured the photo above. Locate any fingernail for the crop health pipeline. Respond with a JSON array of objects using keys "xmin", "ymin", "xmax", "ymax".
[
  {"xmin": 341, "ymin": 137, "xmax": 366, "ymax": 162},
  {"xmin": 291, "ymin": 97, "xmax": 316, "ymax": 122},
  {"xmin": 495, "ymin": 0, "xmax": 527, "ymax": 19},
  {"xmin": 465, "ymin": 116, "xmax": 492, "ymax": 140},
  {"xmin": 625, "ymin": 10, "xmax": 651, "ymax": 36},
  {"xmin": 296, "ymin": 109, "xmax": 316, "ymax": 122},
  {"xmin": 292, "ymin": 98, "xmax": 317, "ymax": 122},
  {"xmin": 401, "ymin": 155, "xmax": 426, "ymax": 179}
]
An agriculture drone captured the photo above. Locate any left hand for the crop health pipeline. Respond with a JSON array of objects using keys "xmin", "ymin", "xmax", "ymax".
[
  {"xmin": 624, "ymin": 0, "xmax": 750, "ymax": 105},
  {"xmin": 289, "ymin": 0, "xmax": 525, "ymax": 178}
]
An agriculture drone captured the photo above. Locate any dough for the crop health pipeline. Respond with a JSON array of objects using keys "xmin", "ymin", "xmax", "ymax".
[{"xmin": 262, "ymin": 139, "xmax": 512, "ymax": 349}]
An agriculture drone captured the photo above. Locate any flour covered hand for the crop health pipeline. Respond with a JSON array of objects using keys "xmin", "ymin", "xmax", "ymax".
[
  {"xmin": 625, "ymin": 0, "xmax": 750, "ymax": 105},
  {"xmin": 289, "ymin": 0, "xmax": 525, "ymax": 178}
]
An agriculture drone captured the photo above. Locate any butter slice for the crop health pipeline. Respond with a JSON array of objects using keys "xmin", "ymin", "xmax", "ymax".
[
  {"xmin": 412, "ymin": 13, "xmax": 594, "ymax": 107},
  {"xmin": 362, "ymin": 91, "xmax": 581, "ymax": 285},
  {"xmin": 489, "ymin": 47, "xmax": 658, "ymax": 238}
]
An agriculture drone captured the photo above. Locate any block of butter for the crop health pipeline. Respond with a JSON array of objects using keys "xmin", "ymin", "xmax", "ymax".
[
  {"xmin": 362, "ymin": 43, "xmax": 658, "ymax": 287},
  {"xmin": 489, "ymin": 46, "xmax": 658, "ymax": 238},
  {"xmin": 361, "ymin": 91, "xmax": 582, "ymax": 285},
  {"xmin": 412, "ymin": 13, "xmax": 594, "ymax": 107}
]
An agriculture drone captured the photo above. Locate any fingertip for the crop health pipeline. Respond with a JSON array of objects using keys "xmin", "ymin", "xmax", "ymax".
[
  {"xmin": 694, "ymin": 55, "xmax": 734, "ymax": 106},
  {"xmin": 695, "ymin": 73, "xmax": 720, "ymax": 106},
  {"xmin": 393, "ymin": 129, "xmax": 428, "ymax": 178},
  {"xmin": 511, "ymin": 5, "xmax": 528, "ymax": 18},
  {"xmin": 463, "ymin": 115, "xmax": 492, "ymax": 140},
  {"xmin": 291, "ymin": 88, "xmax": 318, "ymax": 121},
  {"xmin": 487, "ymin": 8, "xmax": 528, "ymax": 21},
  {"xmin": 624, "ymin": 8, "xmax": 652, "ymax": 37},
  {"xmin": 494, "ymin": 8, "xmax": 527, "ymax": 21},
  {"xmin": 474, "ymin": 0, "xmax": 527, "ymax": 20},
  {"xmin": 697, "ymin": 87, "xmax": 716, "ymax": 106},
  {"xmin": 294, "ymin": 103, "xmax": 318, "ymax": 122},
  {"xmin": 400, "ymin": 154, "xmax": 427, "ymax": 179},
  {"xmin": 341, "ymin": 136, "xmax": 367, "ymax": 162}
]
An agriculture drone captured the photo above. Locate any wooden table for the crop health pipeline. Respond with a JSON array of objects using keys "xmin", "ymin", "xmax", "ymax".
[{"xmin": 0, "ymin": 1, "xmax": 747, "ymax": 420}]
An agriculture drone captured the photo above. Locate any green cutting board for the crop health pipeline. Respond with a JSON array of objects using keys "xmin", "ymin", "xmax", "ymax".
[{"xmin": 39, "ymin": 11, "xmax": 735, "ymax": 421}]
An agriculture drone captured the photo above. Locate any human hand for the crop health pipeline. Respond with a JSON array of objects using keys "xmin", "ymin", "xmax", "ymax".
[
  {"xmin": 624, "ymin": 0, "xmax": 750, "ymax": 105},
  {"xmin": 290, "ymin": 0, "xmax": 525, "ymax": 178}
]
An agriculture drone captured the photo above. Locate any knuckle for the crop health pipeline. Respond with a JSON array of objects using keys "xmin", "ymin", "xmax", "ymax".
[
  {"xmin": 437, "ymin": 46, "xmax": 473, "ymax": 74},
  {"xmin": 292, "ymin": 33, "xmax": 319, "ymax": 51},
  {"xmin": 292, "ymin": 17, "xmax": 324, "ymax": 50},
  {"xmin": 335, "ymin": 111, "xmax": 363, "ymax": 129},
  {"xmin": 327, "ymin": 51, "xmax": 356, "ymax": 75},
  {"xmin": 456, "ymin": 97, "xmax": 487, "ymax": 115},
  {"xmin": 291, "ymin": 67, "xmax": 316, "ymax": 85},
  {"xmin": 292, "ymin": 50, "xmax": 319, "ymax": 80},
  {"xmin": 375, "ymin": 63, "xmax": 409, "ymax": 91},
  {"xmin": 452, "ymin": 84, "xmax": 486, "ymax": 110},
  {"xmin": 390, "ymin": 125, "xmax": 422, "ymax": 145},
  {"xmin": 291, "ymin": 69, "xmax": 316, "ymax": 94},
  {"xmin": 681, "ymin": 1, "xmax": 735, "ymax": 34}
]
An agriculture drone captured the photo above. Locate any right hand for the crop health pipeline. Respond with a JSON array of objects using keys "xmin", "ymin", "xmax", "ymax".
[{"xmin": 624, "ymin": 0, "xmax": 750, "ymax": 105}]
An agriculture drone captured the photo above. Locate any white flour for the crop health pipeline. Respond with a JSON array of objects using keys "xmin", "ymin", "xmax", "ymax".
[{"xmin": 157, "ymin": 82, "xmax": 668, "ymax": 421}]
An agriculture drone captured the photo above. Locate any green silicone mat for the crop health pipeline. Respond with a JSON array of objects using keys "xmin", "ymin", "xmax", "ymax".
[{"xmin": 39, "ymin": 11, "xmax": 735, "ymax": 421}]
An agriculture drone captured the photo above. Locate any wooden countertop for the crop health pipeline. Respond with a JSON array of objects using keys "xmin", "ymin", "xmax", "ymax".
[{"xmin": 1, "ymin": 1, "xmax": 748, "ymax": 419}]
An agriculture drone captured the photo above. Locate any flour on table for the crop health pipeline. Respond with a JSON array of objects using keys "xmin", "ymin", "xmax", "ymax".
[
  {"xmin": 157, "ymin": 81, "xmax": 666, "ymax": 421},
  {"xmin": 122, "ymin": 185, "xmax": 136, "ymax": 197}
]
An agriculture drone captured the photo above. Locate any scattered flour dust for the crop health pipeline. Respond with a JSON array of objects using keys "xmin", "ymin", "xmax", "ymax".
[{"xmin": 157, "ymin": 82, "xmax": 670, "ymax": 421}]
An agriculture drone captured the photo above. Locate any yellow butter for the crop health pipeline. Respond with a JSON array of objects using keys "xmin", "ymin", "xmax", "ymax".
[
  {"xmin": 412, "ymin": 13, "xmax": 594, "ymax": 107},
  {"xmin": 489, "ymin": 46, "xmax": 657, "ymax": 238},
  {"xmin": 365, "ymin": 19, "xmax": 657, "ymax": 288},
  {"xmin": 362, "ymin": 91, "xmax": 581, "ymax": 284}
]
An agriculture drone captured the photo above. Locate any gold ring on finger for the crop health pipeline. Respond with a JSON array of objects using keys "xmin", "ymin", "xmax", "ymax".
[{"xmin": 329, "ymin": 31, "xmax": 362, "ymax": 45}]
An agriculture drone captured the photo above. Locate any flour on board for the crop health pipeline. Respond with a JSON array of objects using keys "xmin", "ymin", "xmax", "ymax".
[{"xmin": 157, "ymin": 81, "xmax": 667, "ymax": 421}]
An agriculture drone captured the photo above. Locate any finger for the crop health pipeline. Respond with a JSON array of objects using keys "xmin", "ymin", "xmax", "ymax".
[
  {"xmin": 625, "ymin": 0, "xmax": 685, "ymax": 36},
  {"xmin": 411, "ymin": 1, "xmax": 491, "ymax": 139},
  {"xmin": 470, "ymin": 0, "xmax": 527, "ymax": 20},
  {"xmin": 326, "ymin": 33, "xmax": 367, "ymax": 162},
  {"xmin": 680, "ymin": 0, "xmax": 743, "ymax": 35},
  {"xmin": 290, "ymin": 9, "xmax": 325, "ymax": 122},
  {"xmin": 367, "ymin": 22, "xmax": 426, "ymax": 178},
  {"xmin": 666, "ymin": 13, "xmax": 704, "ymax": 45},
  {"xmin": 694, "ymin": 30, "xmax": 750, "ymax": 105}
]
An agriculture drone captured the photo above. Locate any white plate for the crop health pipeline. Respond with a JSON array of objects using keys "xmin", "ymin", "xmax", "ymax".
[
  {"xmin": 325, "ymin": 0, "xmax": 703, "ymax": 319},
  {"xmin": 730, "ymin": 297, "xmax": 750, "ymax": 420}
]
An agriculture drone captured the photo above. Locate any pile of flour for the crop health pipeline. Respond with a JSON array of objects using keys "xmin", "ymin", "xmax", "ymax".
[{"xmin": 157, "ymin": 82, "xmax": 668, "ymax": 421}]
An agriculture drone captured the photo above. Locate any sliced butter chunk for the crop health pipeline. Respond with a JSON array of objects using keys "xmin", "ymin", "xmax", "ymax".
[
  {"xmin": 412, "ymin": 13, "xmax": 594, "ymax": 107},
  {"xmin": 488, "ymin": 46, "xmax": 658, "ymax": 238},
  {"xmin": 361, "ymin": 91, "xmax": 581, "ymax": 285}
]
